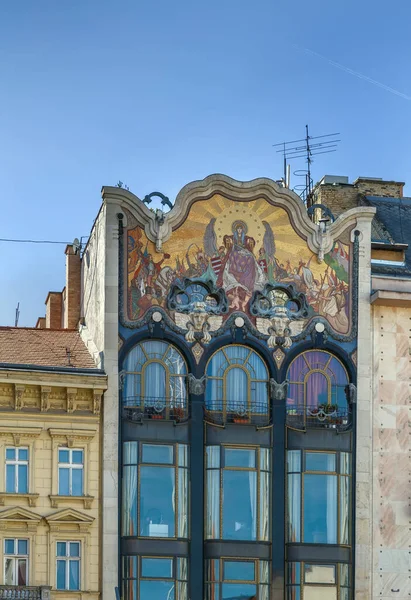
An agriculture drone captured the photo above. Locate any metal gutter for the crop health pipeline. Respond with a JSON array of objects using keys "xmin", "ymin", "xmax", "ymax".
[{"xmin": 0, "ymin": 363, "xmax": 106, "ymax": 376}]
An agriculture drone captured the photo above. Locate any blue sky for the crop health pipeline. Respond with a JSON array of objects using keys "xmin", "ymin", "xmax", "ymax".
[{"xmin": 1, "ymin": 0, "xmax": 410, "ymax": 326}]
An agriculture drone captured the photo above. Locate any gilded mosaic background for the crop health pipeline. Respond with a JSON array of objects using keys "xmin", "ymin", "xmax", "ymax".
[{"xmin": 126, "ymin": 195, "xmax": 351, "ymax": 334}]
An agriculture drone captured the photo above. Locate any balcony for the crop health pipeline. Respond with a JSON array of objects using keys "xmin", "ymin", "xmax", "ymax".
[
  {"xmin": 204, "ymin": 399, "xmax": 271, "ymax": 427},
  {"xmin": 286, "ymin": 404, "xmax": 352, "ymax": 432},
  {"xmin": 122, "ymin": 396, "xmax": 189, "ymax": 423},
  {"xmin": 0, "ymin": 587, "xmax": 51, "ymax": 600}
]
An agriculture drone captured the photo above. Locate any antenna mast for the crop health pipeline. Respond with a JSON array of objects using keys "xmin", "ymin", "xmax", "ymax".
[
  {"xmin": 14, "ymin": 302, "xmax": 20, "ymax": 327},
  {"xmin": 273, "ymin": 126, "xmax": 340, "ymax": 203}
]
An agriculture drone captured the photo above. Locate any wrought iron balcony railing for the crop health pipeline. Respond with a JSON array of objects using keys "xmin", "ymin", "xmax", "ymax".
[
  {"xmin": 286, "ymin": 405, "xmax": 352, "ymax": 431},
  {"xmin": 204, "ymin": 399, "xmax": 271, "ymax": 427},
  {"xmin": 0, "ymin": 586, "xmax": 51, "ymax": 600},
  {"xmin": 122, "ymin": 396, "xmax": 189, "ymax": 423}
]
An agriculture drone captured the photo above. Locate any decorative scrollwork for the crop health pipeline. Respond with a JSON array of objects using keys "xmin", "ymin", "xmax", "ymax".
[
  {"xmin": 167, "ymin": 278, "xmax": 228, "ymax": 344},
  {"xmin": 251, "ymin": 284, "xmax": 311, "ymax": 349}
]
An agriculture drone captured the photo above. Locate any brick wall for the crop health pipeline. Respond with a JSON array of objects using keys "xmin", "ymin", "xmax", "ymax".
[
  {"xmin": 354, "ymin": 178, "xmax": 404, "ymax": 198},
  {"xmin": 312, "ymin": 177, "xmax": 405, "ymax": 217},
  {"xmin": 311, "ymin": 183, "xmax": 359, "ymax": 215},
  {"xmin": 45, "ymin": 292, "xmax": 62, "ymax": 329},
  {"xmin": 64, "ymin": 245, "xmax": 81, "ymax": 329}
]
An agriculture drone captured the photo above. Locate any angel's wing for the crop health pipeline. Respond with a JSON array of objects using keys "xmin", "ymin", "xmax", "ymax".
[
  {"xmin": 203, "ymin": 218, "xmax": 218, "ymax": 257},
  {"xmin": 174, "ymin": 312, "xmax": 190, "ymax": 330},
  {"xmin": 262, "ymin": 221, "xmax": 276, "ymax": 258},
  {"xmin": 207, "ymin": 315, "xmax": 223, "ymax": 332},
  {"xmin": 256, "ymin": 317, "xmax": 272, "ymax": 335},
  {"xmin": 289, "ymin": 319, "xmax": 306, "ymax": 336}
]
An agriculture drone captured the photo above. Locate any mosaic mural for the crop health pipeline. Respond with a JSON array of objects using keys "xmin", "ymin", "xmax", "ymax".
[{"xmin": 125, "ymin": 195, "xmax": 351, "ymax": 335}]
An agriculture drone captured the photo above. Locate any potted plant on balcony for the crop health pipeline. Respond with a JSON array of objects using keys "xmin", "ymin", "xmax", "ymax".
[
  {"xmin": 173, "ymin": 407, "xmax": 185, "ymax": 421},
  {"xmin": 233, "ymin": 416, "xmax": 249, "ymax": 424}
]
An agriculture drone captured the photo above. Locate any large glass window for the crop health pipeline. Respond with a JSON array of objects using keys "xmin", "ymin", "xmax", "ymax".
[
  {"xmin": 122, "ymin": 555, "xmax": 188, "ymax": 600},
  {"xmin": 287, "ymin": 562, "xmax": 351, "ymax": 599},
  {"xmin": 56, "ymin": 541, "xmax": 80, "ymax": 591},
  {"xmin": 58, "ymin": 448, "xmax": 84, "ymax": 496},
  {"xmin": 206, "ymin": 445, "xmax": 270, "ymax": 541},
  {"xmin": 4, "ymin": 539, "xmax": 28, "ymax": 586},
  {"xmin": 205, "ymin": 558, "xmax": 270, "ymax": 600},
  {"xmin": 286, "ymin": 450, "xmax": 351, "ymax": 545},
  {"xmin": 5, "ymin": 447, "xmax": 28, "ymax": 494},
  {"xmin": 286, "ymin": 351, "xmax": 350, "ymax": 428},
  {"xmin": 122, "ymin": 442, "xmax": 189, "ymax": 539},
  {"xmin": 122, "ymin": 341, "xmax": 187, "ymax": 417},
  {"xmin": 205, "ymin": 345, "xmax": 269, "ymax": 418}
]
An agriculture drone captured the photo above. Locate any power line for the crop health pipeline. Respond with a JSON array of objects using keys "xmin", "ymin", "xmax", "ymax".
[{"xmin": 0, "ymin": 238, "xmax": 71, "ymax": 245}]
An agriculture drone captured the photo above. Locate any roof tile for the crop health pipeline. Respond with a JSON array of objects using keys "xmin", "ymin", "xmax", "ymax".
[{"xmin": 0, "ymin": 328, "xmax": 97, "ymax": 370}]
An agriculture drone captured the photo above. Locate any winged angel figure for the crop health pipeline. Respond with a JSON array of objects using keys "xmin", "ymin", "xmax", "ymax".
[
  {"xmin": 256, "ymin": 316, "xmax": 306, "ymax": 349},
  {"xmin": 174, "ymin": 301, "xmax": 223, "ymax": 344}
]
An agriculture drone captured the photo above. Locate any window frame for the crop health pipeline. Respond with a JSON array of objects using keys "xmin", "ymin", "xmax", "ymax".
[
  {"xmin": 205, "ymin": 344, "xmax": 270, "ymax": 418},
  {"xmin": 122, "ymin": 441, "xmax": 189, "ymax": 540},
  {"xmin": 287, "ymin": 561, "xmax": 351, "ymax": 598},
  {"xmin": 205, "ymin": 557, "xmax": 270, "ymax": 600},
  {"xmin": 3, "ymin": 538, "xmax": 29, "ymax": 586},
  {"xmin": 58, "ymin": 448, "xmax": 84, "ymax": 497},
  {"xmin": 286, "ymin": 449, "xmax": 352, "ymax": 545},
  {"xmin": 5, "ymin": 447, "xmax": 29, "ymax": 494},
  {"xmin": 55, "ymin": 540, "xmax": 81, "ymax": 591},
  {"xmin": 122, "ymin": 555, "xmax": 188, "ymax": 600},
  {"xmin": 122, "ymin": 341, "xmax": 188, "ymax": 415},
  {"xmin": 205, "ymin": 444, "xmax": 271, "ymax": 542},
  {"xmin": 286, "ymin": 350, "xmax": 350, "ymax": 425}
]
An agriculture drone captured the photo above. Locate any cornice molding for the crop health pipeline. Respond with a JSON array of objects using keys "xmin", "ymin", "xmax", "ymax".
[
  {"xmin": 0, "ymin": 426, "xmax": 42, "ymax": 445},
  {"xmin": 48, "ymin": 428, "xmax": 97, "ymax": 446},
  {"xmin": 102, "ymin": 174, "xmax": 376, "ymax": 261}
]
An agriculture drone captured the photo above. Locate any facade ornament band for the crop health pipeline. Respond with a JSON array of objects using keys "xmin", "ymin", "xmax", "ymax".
[
  {"xmin": 41, "ymin": 386, "xmax": 51, "ymax": 412},
  {"xmin": 15, "ymin": 384, "xmax": 25, "ymax": 411}
]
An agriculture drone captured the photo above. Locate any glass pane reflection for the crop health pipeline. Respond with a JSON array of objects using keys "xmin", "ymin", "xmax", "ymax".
[
  {"xmin": 223, "ymin": 470, "xmax": 256, "ymax": 540},
  {"xmin": 139, "ymin": 580, "xmax": 175, "ymax": 600},
  {"xmin": 222, "ymin": 583, "xmax": 256, "ymax": 599},
  {"xmin": 225, "ymin": 448, "xmax": 255, "ymax": 468},
  {"xmin": 224, "ymin": 561, "xmax": 254, "ymax": 581},
  {"xmin": 303, "ymin": 474, "xmax": 337, "ymax": 544},
  {"xmin": 305, "ymin": 453, "xmax": 336, "ymax": 472},
  {"xmin": 140, "ymin": 466, "xmax": 175, "ymax": 537}
]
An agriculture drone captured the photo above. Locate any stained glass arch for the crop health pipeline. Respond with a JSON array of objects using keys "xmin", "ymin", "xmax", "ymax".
[
  {"xmin": 205, "ymin": 345, "xmax": 269, "ymax": 415},
  {"xmin": 122, "ymin": 340, "xmax": 187, "ymax": 406},
  {"xmin": 286, "ymin": 350, "xmax": 349, "ymax": 412}
]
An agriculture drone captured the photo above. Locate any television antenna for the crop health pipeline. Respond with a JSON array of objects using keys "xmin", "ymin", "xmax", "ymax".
[
  {"xmin": 14, "ymin": 302, "xmax": 20, "ymax": 327},
  {"xmin": 273, "ymin": 125, "xmax": 340, "ymax": 202}
]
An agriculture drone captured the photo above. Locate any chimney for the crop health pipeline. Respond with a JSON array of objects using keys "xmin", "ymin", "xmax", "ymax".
[
  {"xmin": 353, "ymin": 177, "xmax": 404, "ymax": 198},
  {"xmin": 45, "ymin": 292, "xmax": 63, "ymax": 329},
  {"xmin": 64, "ymin": 244, "xmax": 81, "ymax": 329},
  {"xmin": 36, "ymin": 317, "xmax": 46, "ymax": 329}
]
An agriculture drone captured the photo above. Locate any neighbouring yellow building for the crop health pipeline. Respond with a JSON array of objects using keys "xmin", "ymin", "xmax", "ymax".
[{"xmin": 0, "ymin": 245, "xmax": 106, "ymax": 600}]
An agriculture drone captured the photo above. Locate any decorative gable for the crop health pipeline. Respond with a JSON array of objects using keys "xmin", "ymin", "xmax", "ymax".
[
  {"xmin": 0, "ymin": 506, "xmax": 42, "ymax": 531},
  {"xmin": 45, "ymin": 508, "xmax": 94, "ymax": 533}
]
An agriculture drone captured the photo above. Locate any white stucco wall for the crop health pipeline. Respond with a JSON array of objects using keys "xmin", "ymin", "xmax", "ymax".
[{"xmin": 80, "ymin": 199, "xmax": 121, "ymax": 599}]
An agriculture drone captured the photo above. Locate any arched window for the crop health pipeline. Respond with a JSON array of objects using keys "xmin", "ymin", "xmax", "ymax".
[
  {"xmin": 122, "ymin": 341, "xmax": 187, "ymax": 418},
  {"xmin": 286, "ymin": 350, "xmax": 350, "ymax": 429},
  {"xmin": 205, "ymin": 345, "xmax": 269, "ymax": 418}
]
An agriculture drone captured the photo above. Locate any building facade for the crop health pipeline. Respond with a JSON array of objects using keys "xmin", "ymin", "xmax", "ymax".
[
  {"xmin": 0, "ymin": 248, "xmax": 107, "ymax": 600},
  {"xmin": 78, "ymin": 173, "xmax": 386, "ymax": 600},
  {"xmin": 8, "ymin": 174, "xmax": 410, "ymax": 599}
]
